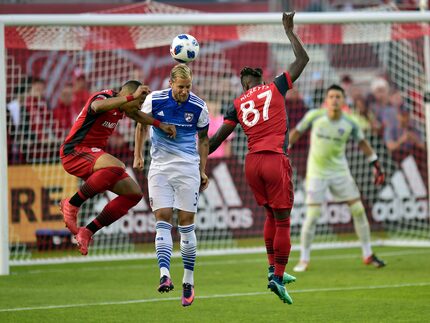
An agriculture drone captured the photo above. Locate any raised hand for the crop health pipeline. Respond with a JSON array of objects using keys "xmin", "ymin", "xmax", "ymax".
[{"xmin": 282, "ymin": 11, "xmax": 295, "ymax": 33}]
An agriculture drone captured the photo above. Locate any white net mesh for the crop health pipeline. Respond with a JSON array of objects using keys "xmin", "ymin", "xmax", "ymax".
[{"xmin": 5, "ymin": 5, "xmax": 429, "ymax": 263}]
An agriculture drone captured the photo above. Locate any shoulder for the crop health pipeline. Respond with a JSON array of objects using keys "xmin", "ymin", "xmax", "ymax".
[
  {"xmin": 92, "ymin": 89, "xmax": 115, "ymax": 100},
  {"xmin": 189, "ymin": 92, "xmax": 207, "ymax": 111},
  {"xmin": 306, "ymin": 108, "xmax": 326, "ymax": 120},
  {"xmin": 342, "ymin": 113, "xmax": 360, "ymax": 128},
  {"xmin": 151, "ymin": 89, "xmax": 170, "ymax": 101}
]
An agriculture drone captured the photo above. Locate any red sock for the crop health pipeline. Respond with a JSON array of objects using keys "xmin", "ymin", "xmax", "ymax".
[
  {"xmin": 264, "ymin": 208, "xmax": 276, "ymax": 266},
  {"xmin": 274, "ymin": 217, "xmax": 291, "ymax": 277},
  {"xmin": 94, "ymin": 194, "xmax": 142, "ymax": 228},
  {"xmin": 79, "ymin": 167, "xmax": 127, "ymax": 199}
]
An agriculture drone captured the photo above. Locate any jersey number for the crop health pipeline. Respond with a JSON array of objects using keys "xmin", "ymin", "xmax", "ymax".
[{"xmin": 240, "ymin": 90, "xmax": 272, "ymax": 127}]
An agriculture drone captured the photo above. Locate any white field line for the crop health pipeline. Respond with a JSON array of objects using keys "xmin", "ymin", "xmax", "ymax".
[
  {"xmin": 11, "ymin": 239, "xmax": 430, "ymax": 267},
  {"xmin": 12, "ymin": 248, "xmax": 430, "ymax": 275},
  {"xmin": 1, "ymin": 282, "xmax": 429, "ymax": 313}
]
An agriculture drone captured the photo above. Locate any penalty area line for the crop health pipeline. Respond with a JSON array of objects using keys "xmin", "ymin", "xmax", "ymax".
[{"xmin": 1, "ymin": 282, "xmax": 430, "ymax": 313}]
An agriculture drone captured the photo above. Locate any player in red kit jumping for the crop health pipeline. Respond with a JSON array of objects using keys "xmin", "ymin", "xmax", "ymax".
[
  {"xmin": 59, "ymin": 80, "xmax": 176, "ymax": 255},
  {"xmin": 209, "ymin": 12, "xmax": 309, "ymax": 304}
]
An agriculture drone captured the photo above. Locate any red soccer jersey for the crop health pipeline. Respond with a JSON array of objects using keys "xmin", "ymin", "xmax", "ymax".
[
  {"xmin": 61, "ymin": 89, "xmax": 124, "ymax": 157},
  {"xmin": 224, "ymin": 72, "xmax": 293, "ymax": 154}
]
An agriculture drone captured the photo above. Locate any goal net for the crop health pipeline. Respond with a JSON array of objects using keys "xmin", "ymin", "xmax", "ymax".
[{"xmin": 4, "ymin": 2, "xmax": 429, "ymax": 265}]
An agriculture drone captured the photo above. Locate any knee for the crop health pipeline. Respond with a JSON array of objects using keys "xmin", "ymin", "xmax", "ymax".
[
  {"xmin": 349, "ymin": 200, "xmax": 365, "ymax": 218},
  {"xmin": 155, "ymin": 209, "xmax": 173, "ymax": 223},
  {"xmin": 272, "ymin": 208, "xmax": 291, "ymax": 220},
  {"xmin": 305, "ymin": 205, "xmax": 321, "ymax": 222},
  {"xmin": 125, "ymin": 193, "xmax": 143, "ymax": 207}
]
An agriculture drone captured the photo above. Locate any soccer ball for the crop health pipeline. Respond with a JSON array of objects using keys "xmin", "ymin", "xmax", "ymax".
[{"xmin": 170, "ymin": 34, "xmax": 199, "ymax": 63}]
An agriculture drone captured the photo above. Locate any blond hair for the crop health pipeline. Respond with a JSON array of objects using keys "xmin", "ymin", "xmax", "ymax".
[{"xmin": 170, "ymin": 64, "xmax": 192, "ymax": 82}]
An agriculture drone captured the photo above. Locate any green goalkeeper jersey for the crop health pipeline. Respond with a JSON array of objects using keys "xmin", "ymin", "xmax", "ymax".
[{"xmin": 296, "ymin": 108, "xmax": 364, "ymax": 179}]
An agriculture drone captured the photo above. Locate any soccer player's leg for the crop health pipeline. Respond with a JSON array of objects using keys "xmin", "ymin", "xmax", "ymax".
[
  {"xmin": 174, "ymin": 166, "xmax": 200, "ymax": 306},
  {"xmin": 177, "ymin": 213, "xmax": 197, "ymax": 306},
  {"xmin": 77, "ymin": 175, "xmax": 143, "ymax": 255},
  {"xmin": 348, "ymin": 199, "xmax": 386, "ymax": 268},
  {"xmin": 293, "ymin": 177, "xmax": 327, "ymax": 272},
  {"xmin": 260, "ymin": 154, "xmax": 294, "ymax": 304},
  {"xmin": 332, "ymin": 176, "xmax": 386, "ymax": 268},
  {"xmin": 149, "ymin": 169, "xmax": 176, "ymax": 292},
  {"xmin": 61, "ymin": 150, "xmax": 128, "ymax": 236},
  {"xmin": 294, "ymin": 204, "xmax": 321, "ymax": 272},
  {"xmin": 265, "ymin": 207, "xmax": 296, "ymax": 285},
  {"xmin": 154, "ymin": 216, "xmax": 174, "ymax": 292}
]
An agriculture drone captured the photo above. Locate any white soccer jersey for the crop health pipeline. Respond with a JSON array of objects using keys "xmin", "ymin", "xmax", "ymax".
[
  {"xmin": 142, "ymin": 89, "xmax": 209, "ymax": 165},
  {"xmin": 296, "ymin": 108, "xmax": 365, "ymax": 179}
]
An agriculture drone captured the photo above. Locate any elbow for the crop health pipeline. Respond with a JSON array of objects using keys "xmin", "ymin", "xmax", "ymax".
[
  {"xmin": 91, "ymin": 102, "xmax": 102, "ymax": 113},
  {"xmin": 301, "ymin": 55, "xmax": 310, "ymax": 67}
]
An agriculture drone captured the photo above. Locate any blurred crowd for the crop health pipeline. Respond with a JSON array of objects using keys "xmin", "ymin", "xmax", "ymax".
[{"xmin": 6, "ymin": 68, "xmax": 427, "ymax": 173}]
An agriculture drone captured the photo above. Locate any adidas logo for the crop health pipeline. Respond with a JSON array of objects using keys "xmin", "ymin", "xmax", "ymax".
[
  {"xmin": 372, "ymin": 155, "xmax": 428, "ymax": 221},
  {"xmin": 197, "ymin": 162, "xmax": 253, "ymax": 230},
  {"xmin": 157, "ymin": 111, "xmax": 165, "ymax": 116}
]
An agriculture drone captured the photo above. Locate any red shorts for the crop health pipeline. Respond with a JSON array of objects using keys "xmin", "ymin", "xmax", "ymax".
[
  {"xmin": 245, "ymin": 152, "xmax": 294, "ymax": 209},
  {"xmin": 60, "ymin": 146, "xmax": 105, "ymax": 180}
]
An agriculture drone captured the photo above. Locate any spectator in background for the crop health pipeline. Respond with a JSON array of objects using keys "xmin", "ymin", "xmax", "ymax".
[
  {"xmin": 53, "ymin": 83, "xmax": 74, "ymax": 134},
  {"xmin": 22, "ymin": 77, "xmax": 50, "ymax": 138},
  {"xmin": 7, "ymin": 77, "xmax": 30, "ymax": 129},
  {"xmin": 310, "ymin": 71, "xmax": 325, "ymax": 109},
  {"xmin": 72, "ymin": 70, "xmax": 90, "ymax": 116},
  {"xmin": 384, "ymin": 106, "xmax": 425, "ymax": 160},
  {"xmin": 340, "ymin": 74, "xmax": 354, "ymax": 106},
  {"xmin": 7, "ymin": 76, "xmax": 31, "ymax": 164},
  {"xmin": 349, "ymin": 95, "xmax": 380, "ymax": 134},
  {"xmin": 207, "ymin": 100, "xmax": 233, "ymax": 158},
  {"xmin": 20, "ymin": 77, "xmax": 59, "ymax": 163},
  {"xmin": 285, "ymin": 87, "xmax": 308, "ymax": 179},
  {"xmin": 367, "ymin": 77, "xmax": 396, "ymax": 135}
]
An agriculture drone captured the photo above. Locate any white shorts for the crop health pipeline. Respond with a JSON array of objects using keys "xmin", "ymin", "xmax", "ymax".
[
  {"xmin": 305, "ymin": 175, "xmax": 360, "ymax": 204},
  {"xmin": 148, "ymin": 162, "xmax": 200, "ymax": 213}
]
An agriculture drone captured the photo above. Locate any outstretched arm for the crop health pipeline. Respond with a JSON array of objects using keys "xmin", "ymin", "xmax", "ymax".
[
  {"xmin": 209, "ymin": 123, "xmax": 236, "ymax": 155},
  {"xmin": 283, "ymin": 12, "xmax": 309, "ymax": 83},
  {"xmin": 91, "ymin": 85, "xmax": 150, "ymax": 113},
  {"xmin": 358, "ymin": 139, "xmax": 385, "ymax": 185},
  {"xmin": 288, "ymin": 128, "xmax": 302, "ymax": 149},
  {"xmin": 127, "ymin": 110, "xmax": 176, "ymax": 139}
]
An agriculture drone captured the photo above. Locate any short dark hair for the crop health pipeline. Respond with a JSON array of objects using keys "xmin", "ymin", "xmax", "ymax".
[
  {"xmin": 120, "ymin": 80, "xmax": 142, "ymax": 93},
  {"xmin": 240, "ymin": 67, "xmax": 263, "ymax": 87},
  {"xmin": 326, "ymin": 84, "xmax": 345, "ymax": 96}
]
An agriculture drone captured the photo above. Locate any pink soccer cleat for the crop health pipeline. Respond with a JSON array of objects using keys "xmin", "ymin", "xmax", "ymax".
[
  {"xmin": 158, "ymin": 275, "xmax": 174, "ymax": 293},
  {"xmin": 75, "ymin": 227, "xmax": 93, "ymax": 256},
  {"xmin": 363, "ymin": 254, "xmax": 386, "ymax": 268},
  {"xmin": 181, "ymin": 283, "xmax": 195, "ymax": 307},
  {"xmin": 59, "ymin": 198, "xmax": 79, "ymax": 235}
]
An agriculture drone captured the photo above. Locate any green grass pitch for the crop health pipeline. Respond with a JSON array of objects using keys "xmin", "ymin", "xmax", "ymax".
[{"xmin": 1, "ymin": 246, "xmax": 430, "ymax": 322}]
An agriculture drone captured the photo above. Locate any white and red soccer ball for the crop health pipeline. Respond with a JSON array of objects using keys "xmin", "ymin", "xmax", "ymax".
[{"xmin": 170, "ymin": 34, "xmax": 200, "ymax": 63}]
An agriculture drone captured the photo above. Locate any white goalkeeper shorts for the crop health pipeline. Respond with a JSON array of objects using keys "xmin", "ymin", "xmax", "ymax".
[
  {"xmin": 305, "ymin": 175, "xmax": 360, "ymax": 204},
  {"xmin": 147, "ymin": 161, "xmax": 200, "ymax": 213}
]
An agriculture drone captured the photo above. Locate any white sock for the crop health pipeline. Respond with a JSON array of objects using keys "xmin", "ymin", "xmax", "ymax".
[
  {"xmin": 300, "ymin": 205, "xmax": 321, "ymax": 262},
  {"xmin": 178, "ymin": 224, "xmax": 197, "ymax": 285},
  {"xmin": 155, "ymin": 221, "xmax": 173, "ymax": 278},
  {"xmin": 350, "ymin": 201, "xmax": 373, "ymax": 258}
]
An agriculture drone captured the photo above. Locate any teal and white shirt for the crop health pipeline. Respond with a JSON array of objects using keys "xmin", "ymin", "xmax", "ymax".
[
  {"xmin": 142, "ymin": 89, "xmax": 209, "ymax": 166},
  {"xmin": 296, "ymin": 109, "xmax": 364, "ymax": 179}
]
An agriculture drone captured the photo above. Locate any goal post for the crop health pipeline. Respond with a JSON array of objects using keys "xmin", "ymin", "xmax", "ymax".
[
  {"xmin": 1, "ymin": 22, "xmax": 9, "ymax": 275},
  {"xmin": 2, "ymin": 7, "xmax": 430, "ymax": 271}
]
